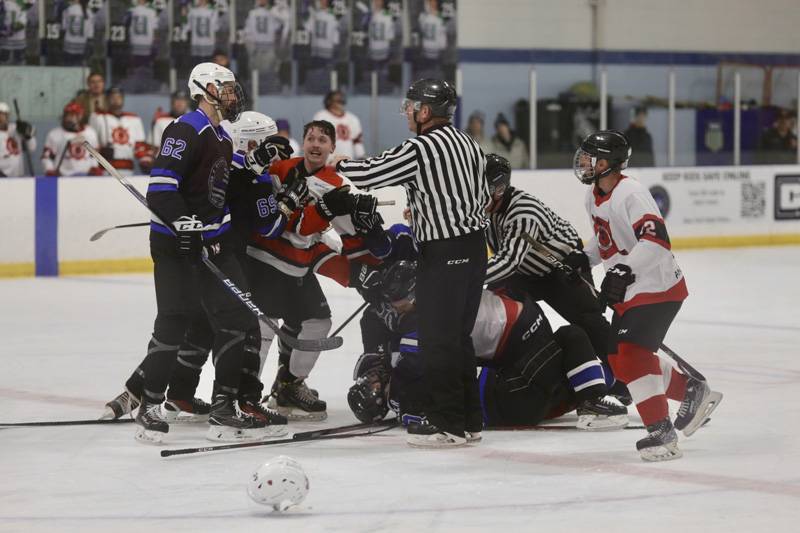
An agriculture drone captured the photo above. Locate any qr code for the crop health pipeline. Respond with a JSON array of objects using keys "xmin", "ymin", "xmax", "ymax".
[{"xmin": 741, "ymin": 182, "xmax": 766, "ymax": 218}]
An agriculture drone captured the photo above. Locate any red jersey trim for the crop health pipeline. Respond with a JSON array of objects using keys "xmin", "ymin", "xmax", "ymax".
[
  {"xmin": 613, "ymin": 277, "xmax": 688, "ymax": 315},
  {"xmin": 494, "ymin": 295, "xmax": 523, "ymax": 360},
  {"xmin": 593, "ymin": 175, "xmax": 628, "ymax": 206},
  {"xmin": 632, "ymin": 214, "xmax": 671, "ymax": 250}
]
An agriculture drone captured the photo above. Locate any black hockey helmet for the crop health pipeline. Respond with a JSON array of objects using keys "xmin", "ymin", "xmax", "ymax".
[
  {"xmin": 347, "ymin": 353, "xmax": 390, "ymax": 424},
  {"xmin": 573, "ymin": 130, "xmax": 632, "ymax": 184},
  {"xmin": 486, "ymin": 153, "xmax": 512, "ymax": 196},
  {"xmin": 381, "ymin": 260, "xmax": 417, "ymax": 302},
  {"xmin": 402, "ymin": 78, "xmax": 457, "ymax": 120}
]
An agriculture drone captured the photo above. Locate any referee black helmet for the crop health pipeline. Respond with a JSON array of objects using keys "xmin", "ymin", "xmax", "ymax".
[
  {"xmin": 402, "ymin": 79, "xmax": 457, "ymax": 119},
  {"xmin": 486, "ymin": 153, "xmax": 511, "ymax": 195}
]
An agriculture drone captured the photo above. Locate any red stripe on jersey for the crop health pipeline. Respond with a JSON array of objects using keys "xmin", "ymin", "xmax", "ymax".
[
  {"xmin": 315, "ymin": 254, "xmax": 351, "ymax": 286},
  {"xmin": 250, "ymin": 235, "xmax": 335, "ymax": 269},
  {"xmin": 494, "ymin": 294, "xmax": 523, "ymax": 360},
  {"xmin": 296, "ymin": 204, "xmax": 331, "ymax": 236},
  {"xmin": 613, "ymin": 277, "xmax": 688, "ymax": 315}
]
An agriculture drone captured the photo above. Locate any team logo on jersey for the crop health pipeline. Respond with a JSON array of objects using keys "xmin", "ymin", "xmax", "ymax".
[
  {"xmin": 111, "ymin": 126, "xmax": 129, "ymax": 145},
  {"xmin": 5, "ymin": 137, "xmax": 20, "ymax": 156},
  {"xmin": 208, "ymin": 157, "xmax": 230, "ymax": 208},
  {"xmin": 336, "ymin": 123, "xmax": 351, "ymax": 141},
  {"xmin": 592, "ymin": 215, "xmax": 621, "ymax": 260}
]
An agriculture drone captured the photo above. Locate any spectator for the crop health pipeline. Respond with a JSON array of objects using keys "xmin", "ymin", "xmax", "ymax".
[
  {"xmin": 41, "ymin": 102, "xmax": 101, "ymax": 177},
  {"xmin": 74, "ymin": 72, "xmax": 108, "ymax": 125},
  {"xmin": 150, "ymin": 91, "xmax": 191, "ymax": 149},
  {"xmin": 313, "ymin": 90, "xmax": 365, "ymax": 159},
  {"xmin": 0, "ymin": 101, "xmax": 36, "ymax": 177},
  {"xmin": 488, "ymin": 113, "xmax": 527, "ymax": 169},
  {"xmin": 211, "ymin": 49, "xmax": 231, "ymax": 69},
  {"xmin": 89, "ymin": 87, "xmax": 150, "ymax": 175},
  {"xmin": 757, "ymin": 109, "xmax": 798, "ymax": 164},
  {"xmin": 465, "ymin": 110, "xmax": 491, "ymax": 153},
  {"xmin": 624, "ymin": 106, "xmax": 655, "ymax": 167},
  {"xmin": 275, "ymin": 118, "xmax": 300, "ymax": 155}
]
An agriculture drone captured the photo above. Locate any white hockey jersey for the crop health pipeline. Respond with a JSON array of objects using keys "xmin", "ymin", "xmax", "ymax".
[
  {"xmin": 0, "ymin": 124, "xmax": 36, "ymax": 177},
  {"xmin": 0, "ymin": 0, "xmax": 28, "ymax": 51},
  {"xmin": 418, "ymin": 12, "xmax": 445, "ymax": 60},
  {"xmin": 187, "ymin": 6, "xmax": 218, "ymax": 57},
  {"xmin": 243, "ymin": 6, "xmax": 281, "ymax": 49},
  {"xmin": 584, "ymin": 175, "xmax": 688, "ymax": 315},
  {"xmin": 150, "ymin": 114, "xmax": 183, "ymax": 148},
  {"xmin": 41, "ymin": 125, "xmax": 100, "ymax": 176},
  {"xmin": 62, "ymin": 3, "xmax": 94, "ymax": 56},
  {"xmin": 470, "ymin": 290, "xmax": 524, "ymax": 362},
  {"xmin": 128, "ymin": 4, "xmax": 159, "ymax": 56},
  {"xmin": 368, "ymin": 10, "xmax": 395, "ymax": 62},
  {"xmin": 89, "ymin": 111, "xmax": 148, "ymax": 175},
  {"xmin": 306, "ymin": 8, "xmax": 339, "ymax": 60},
  {"xmin": 312, "ymin": 109, "xmax": 365, "ymax": 159}
]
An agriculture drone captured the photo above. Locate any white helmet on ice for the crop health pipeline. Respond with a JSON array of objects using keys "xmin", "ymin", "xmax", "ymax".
[
  {"xmin": 188, "ymin": 62, "xmax": 246, "ymax": 122},
  {"xmin": 0, "ymin": 102, "xmax": 9, "ymax": 114},
  {"xmin": 247, "ymin": 455, "xmax": 309, "ymax": 511},
  {"xmin": 226, "ymin": 111, "xmax": 278, "ymax": 153}
]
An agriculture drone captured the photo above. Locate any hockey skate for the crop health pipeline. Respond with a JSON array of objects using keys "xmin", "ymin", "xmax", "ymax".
[
  {"xmin": 134, "ymin": 401, "xmax": 168, "ymax": 444},
  {"xmin": 206, "ymin": 394, "xmax": 270, "ymax": 442},
  {"xmin": 267, "ymin": 378, "xmax": 328, "ymax": 421},
  {"xmin": 238, "ymin": 399, "xmax": 290, "ymax": 438},
  {"xmin": 100, "ymin": 388, "xmax": 141, "ymax": 420},
  {"xmin": 636, "ymin": 418, "xmax": 682, "ymax": 462},
  {"xmin": 163, "ymin": 397, "xmax": 211, "ymax": 423},
  {"xmin": 406, "ymin": 420, "xmax": 467, "ymax": 449},
  {"xmin": 674, "ymin": 378, "xmax": 723, "ymax": 437},
  {"xmin": 576, "ymin": 396, "xmax": 629, "ymax": 431}
]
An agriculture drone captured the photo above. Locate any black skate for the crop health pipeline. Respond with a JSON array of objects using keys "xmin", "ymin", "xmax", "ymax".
[
  {"xmin": 238, "ymin": 399, "xmax": 290, "ymax": 438},
  {"xmin": 100, "ymin": 388, "xmax": 140, "ymax": 420},
  {"xmin": 636, "ymin": 418, "xmax": 682, "ymax": 462},
  {"xmin": 163, "ymin": 397, "xmax": 211, "ymax": 423},
  {"xmin": 134, "ymin": 401, "xmax": 168, "ymax": 444},
  {"xmin": 674, "ymin": 378, "xmax": 723, "ymax": 437},
  {"xmin": 267, "ymin": 379, "xmax": 327, "ymax": 421},
  {"xmin": 576, "ymin": 396, "xmax": 629, "ymax": 431},
  {"xmin": 207, "ymin": 394, "xmax": 269, "ymax": 442},
  {"xmin": 407, "ymin": 420, "xmax": 467, "ymax": 449}
]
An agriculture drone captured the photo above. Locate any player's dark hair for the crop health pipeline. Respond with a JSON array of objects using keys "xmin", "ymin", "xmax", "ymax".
[
  {"xmin": 324, "ymin": 90, "xmax": 346, "ymax": 109},
  {"xmin": 303, "ymin": 120, "xmax": 336, "ymax": 145}
]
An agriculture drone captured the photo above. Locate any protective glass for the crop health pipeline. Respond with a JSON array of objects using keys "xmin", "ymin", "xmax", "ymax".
[{"xmin": 400, "ymin": 98, "xmax": 422, "ymax": 115}]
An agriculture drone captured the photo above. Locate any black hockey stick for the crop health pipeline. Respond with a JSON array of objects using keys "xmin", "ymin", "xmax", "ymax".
[
  {"xmin": 90, "ymin": 222, "xmax": 150, "ymax": 241},
  {"xmin": 84, "ymin": 142, "xmax": 343, "ymax": 352},
  {"xmin": 0, "ymin": 418, "xmax": 135, "ymax": 427},
  {"xmin": 160, "ymin": 418, "xmax": 399, "ymax": 457},
  {"xmin": 330, "ymin": 301, "xmax": 369, "ymax": 337},
  {"xmin": 520, "ymin": 233, "xmax": 706, "ymax": 382},
  {"xmin": 13, "ymin": 99, "xmax": 34, "ymax": 176},
  {"xmin": 487, "ymin": 424, "xmax": 645, "ymax": 431}
]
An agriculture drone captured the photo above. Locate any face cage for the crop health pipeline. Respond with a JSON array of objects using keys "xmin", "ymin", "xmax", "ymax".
[
  {"xmin": 218, "ymin": 82, "xmax": 247, "ymax": 122},
  {"xmin": 573, "ymin": 148, "xmax": 598, "ymax": 184}
]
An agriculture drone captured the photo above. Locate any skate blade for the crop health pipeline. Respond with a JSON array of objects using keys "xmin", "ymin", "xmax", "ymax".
[
  {"xmin": 206, "ymin": 426, "xmax": 280, "ymax": 442},
  {"xmin": 163, "ymin": 412, "xmax": 210, "ymax": 424},
  {"xmin": 406, "ymin": 434, "xmax": 467, "ymax": 449},
  {"xmin": 277, "ymin": 407, "xmax": 328, "ymax": 421},
  {"xmin": 577, "ymin": 414, "xmax": 629, "ymax": 431},
  {"xmin": 639, "ymin": 442, "xmax": 683, "ymax": 462},
  {"xmin": 134, "ymin": 427, "xmax": 166, "ymax": 445},
  {"xmin": 682, "ymin": 391, "xmax": 723, "ymax": 437}
]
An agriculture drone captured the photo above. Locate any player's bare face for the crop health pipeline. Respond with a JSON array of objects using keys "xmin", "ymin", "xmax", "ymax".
[
  {"xmin": 303, "ymin": 127, "xmax": 334, "ymax": 168},
  {"xmin": 108, "ymin": 93, "xmax": 124, "ymax": 112},
  {"xmin": 88, "ymin": 75, "xmax": 104, "ymax": 96}
]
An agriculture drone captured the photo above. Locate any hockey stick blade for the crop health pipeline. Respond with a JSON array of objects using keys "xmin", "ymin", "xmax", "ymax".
[
  {"xmin": 161, "ymin": 418, "xmax": 398, "ymax": 457},
  {"xmin": 0, "ymin": 418, "xmax": 135, "ymax": 427},
  {"xmin": 84, "ymin": 142, "xmax": 342, "ymax": 353},
  {"xmin": 90, "ymin": 222, "xmax": 150, "ymax": 241}
]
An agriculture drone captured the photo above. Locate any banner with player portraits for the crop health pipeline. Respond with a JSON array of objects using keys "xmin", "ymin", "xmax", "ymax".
[
  {"xmin": 0, "ymin": 0, "xmax": 41, "ymax": 65},
  {"xmin": 407, "ymin": 0, "xmax": 456, "ymax": 85},
  {"xmin": 350, "ymin": 0, "xmax": 402, "ymax": 94},
  {"xmin": 293, "ymin": 0, "xmax": 350, "ymax": 94},
  {"xmin": 232, "ymin": 0, "xmax": 292, "ymax": 94}
]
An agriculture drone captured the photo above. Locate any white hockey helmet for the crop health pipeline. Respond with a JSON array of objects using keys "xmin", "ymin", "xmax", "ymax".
[
  {"xmin": 247, "ymin": 455, "xmax": 309, "ymax": 511},
  {"xmin": 0, "ymin": 102, "xmax": 9, "ymax": 114},
  {"xmin": 226, "ymin": 111, "xmax": 278, "ymax": 153},
  {"xmin": 188, "ymin": 62, "xmax": 246, "ymax": 122}
]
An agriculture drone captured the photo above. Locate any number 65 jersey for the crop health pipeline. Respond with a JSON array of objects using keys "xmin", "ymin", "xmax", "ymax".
[{"xmin": 584, "ymin": 175, "xmax": 688, "ymax": 315}]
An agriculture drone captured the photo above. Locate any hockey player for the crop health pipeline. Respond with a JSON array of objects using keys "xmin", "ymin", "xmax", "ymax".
[
  {"xmin": 0, "ymin": 101, "xmax": 36, "ymax": 177},
  {"xmin": 61, "ymin": 0, "xmax": 94, "ymax": 66},
  {"xmin": 89, "ymin": 87, "xmax": 150, "ymax": 175},
  {"xmin": 574, "ymin": 130, "xmax": 723, "ymax": 461},
  {"xmin": 151, "ymin": 91, "xmax": 191, "ymax": 149},
  {"xmin": 313, "ymin": 91, "xmax": 366, "ymax": 159},
  {"xmin": 41, "ymin": 102, "xmax": 102, "ymax": 177},
  {"xmin": 348, "ymin": 261, "xmax": 629, "ymax": 440},
  {"xmin": 121, "ymin": 62, "xmax": 291, "ymax": 443},
  {"xmin": 244, "ymin": 119, "xmax": 378, "ymax": 420}
]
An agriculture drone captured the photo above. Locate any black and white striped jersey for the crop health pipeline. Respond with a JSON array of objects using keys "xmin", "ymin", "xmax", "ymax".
[
  {"xmin": 485, "ymin": 187, "xmax": 581, "ymax": 283},
  {"xmin": 336, "ymin": 123, "xmax": 489, "ymax": 242}
]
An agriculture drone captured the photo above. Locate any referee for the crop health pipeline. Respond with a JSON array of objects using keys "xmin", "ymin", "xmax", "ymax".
[{"xmin": 335, "ymin": 79, "xmax": 489, "ymax": 448}]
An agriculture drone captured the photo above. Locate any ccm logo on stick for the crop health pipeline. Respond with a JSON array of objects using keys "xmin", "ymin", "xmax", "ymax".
[{"xmin": 447, "ymin": 258, "xmax": 469, "ymax": 265}]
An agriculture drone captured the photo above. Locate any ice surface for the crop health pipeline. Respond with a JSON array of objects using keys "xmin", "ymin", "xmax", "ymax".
[{"xmin": 1, "ymin": 246, "xmax": 799, "ymax": 532}]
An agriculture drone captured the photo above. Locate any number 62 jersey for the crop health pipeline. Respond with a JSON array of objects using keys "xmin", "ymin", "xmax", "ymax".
[{"xmin": 583, "ymin": 175, "xmax": 688, "ymax": 315}]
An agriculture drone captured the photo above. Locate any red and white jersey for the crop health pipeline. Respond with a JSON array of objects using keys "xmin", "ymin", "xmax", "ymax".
[
  {"xmin": 41, "ymin": 125, "xmax": 100, "ymax": 176},
  {"xmin": 584, "ymin": 175, "xmax": 688, "ymax": 315},
  {"xmin": 246, "ymin": 157, "xmax": 372, "ymax": 278},
  {"xmin": 0, "ymin": 124, "xmax": 36, "ymax": 177},
  {"xmin": 471, "ymin": 290, "xmax": 523, "ymax": 362},
  {"xmin": 89, "ymin": 111, "xmax": 148, "ymax": 175},
  {"xmin": 312, "ymin": 109, "xmax": 365, "ymax": 159},
  {"xmin": 151, "ymin": 114, "xmax": 182, "ymax": 148}
]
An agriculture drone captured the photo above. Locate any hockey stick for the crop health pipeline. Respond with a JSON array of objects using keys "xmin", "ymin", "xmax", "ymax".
[
  {"xmin": 330, "ymin": 300, "xmax": 369, "ymax": 337},
  {"xmin": 89, "ymin": 222, "xmax": 150, "ymax": 241},
  {"xmin": 13, "ymin": 99, "xmax": 34, "ymax": 176},
  {"xmin": 0, "ymin": 418, "xmax": 135, "ymax": 427},
  {"xmin": 487, "ymin": 424, "xmax": 645, "ymax": 431},
  {"xmin": 160, "ymin": 418, "xmax": 399, "ymax": 457},
  {"xmin": 376, "ymin": 200, "xmax": 395, "ymax": 206},
  {"xmin": 84, "ymin": 141, "xmax": 343, "ymax": 352},
  {"xmin": 520, "ymin": 233, "xmax": 706, "ymax": 382}
]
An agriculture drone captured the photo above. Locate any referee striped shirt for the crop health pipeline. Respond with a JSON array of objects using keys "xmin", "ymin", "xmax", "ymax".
[
  {"xmin": 336, "ymin": 123, "xmax": 489, "ymax": 242},
  {"xmin": 486, "ymin": 187, "xmax": 582, "ymax": 283}
]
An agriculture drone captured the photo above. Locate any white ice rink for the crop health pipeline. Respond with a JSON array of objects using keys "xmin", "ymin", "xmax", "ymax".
[{"xmin": 1, "ymin": 246, "xmax": 799, "ymax": 533}]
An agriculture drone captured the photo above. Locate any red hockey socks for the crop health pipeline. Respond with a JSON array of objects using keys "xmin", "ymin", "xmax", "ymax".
[{"xmin": 608, "ymin": 342, "xmax": 669, "ymax": 426}]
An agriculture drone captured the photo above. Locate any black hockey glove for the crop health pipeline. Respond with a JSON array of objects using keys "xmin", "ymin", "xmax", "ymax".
[
  {"xmin": 245, "ymin": 135, "xmax": 293, "ymax": 175},
  {"xmin": 351, "ymin": 195, "xmax": 379, "ymax": 232},
  {"xmin": 349, "ymin": 262, "xmax": 384, "ymax": 303},
  {"xmin": 600, "ymin": 263, "xmax": 635, "ymax": 306},
  {"xmin": 99, "ymin": 144, "xmax": 115, "ymax": 162},
  {"xmin": 562, "ymin": 250, "xmax": 590, "ymax": 282},
  {"xmin": 276, "ymin": 175, "xmax": 309, "ymax": 217},
  {"xmin": 316, "ymin": 186, "xmax": 354, "ymax": 220},
  {"xmin": 176, "ymin": 231, "xmax": 202, "ymax": 259},
  {"xmin": 16, "ymin": 120, "xmax": 34, "ymax": 140}
]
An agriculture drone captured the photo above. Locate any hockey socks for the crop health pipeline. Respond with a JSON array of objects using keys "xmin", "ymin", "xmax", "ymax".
[{"xmin": 609, "ymin": 342, "xmax": 669, "ymax": 426}]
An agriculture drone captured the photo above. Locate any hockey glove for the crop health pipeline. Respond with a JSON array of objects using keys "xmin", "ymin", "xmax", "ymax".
[
  {"xmin": 245, "ymin": 135, "xmax": 293, "ymax": 175},
  {"xmin": 176, "ymin": 231, "xmax": 202, "ymax": 259},
  {"xmin": 316, "ymin": 186, "xmax": 354, "ymax": 220},
  {"xmin": 600, "ymin": 264, "xmax": 635, "ymax": 306},
  {"xmin": 349, "ymin": 263, "xmax": 384, "ymax": 303},
  {"xmin": 562, "ymin": 250, "xmax": 590, "ymax": 282},
  {"xmin": 351, "ymin": 195, "xmax": 379, "ymax": 232},
  {"xmin": 16, "ymin": 120, "xmax": 34, "ymax": 140},
  {"xmin": 276, "ymin": 175, "xmax": 309, "ymax": 217}
]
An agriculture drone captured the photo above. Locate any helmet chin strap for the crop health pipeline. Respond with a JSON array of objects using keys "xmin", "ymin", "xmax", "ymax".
[{"xmin": 195, "ymin": 80, "xmax": 226, "ymax": 122}]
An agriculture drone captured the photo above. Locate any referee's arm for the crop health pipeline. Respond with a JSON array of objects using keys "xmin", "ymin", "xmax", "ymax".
[
  {"xmin": 336, "ymin": 141, "xmax": 418, "ymax": 190},
  {"xmin": 485, "ymin": 218, "xmax": 537, "ymax": 285}
]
